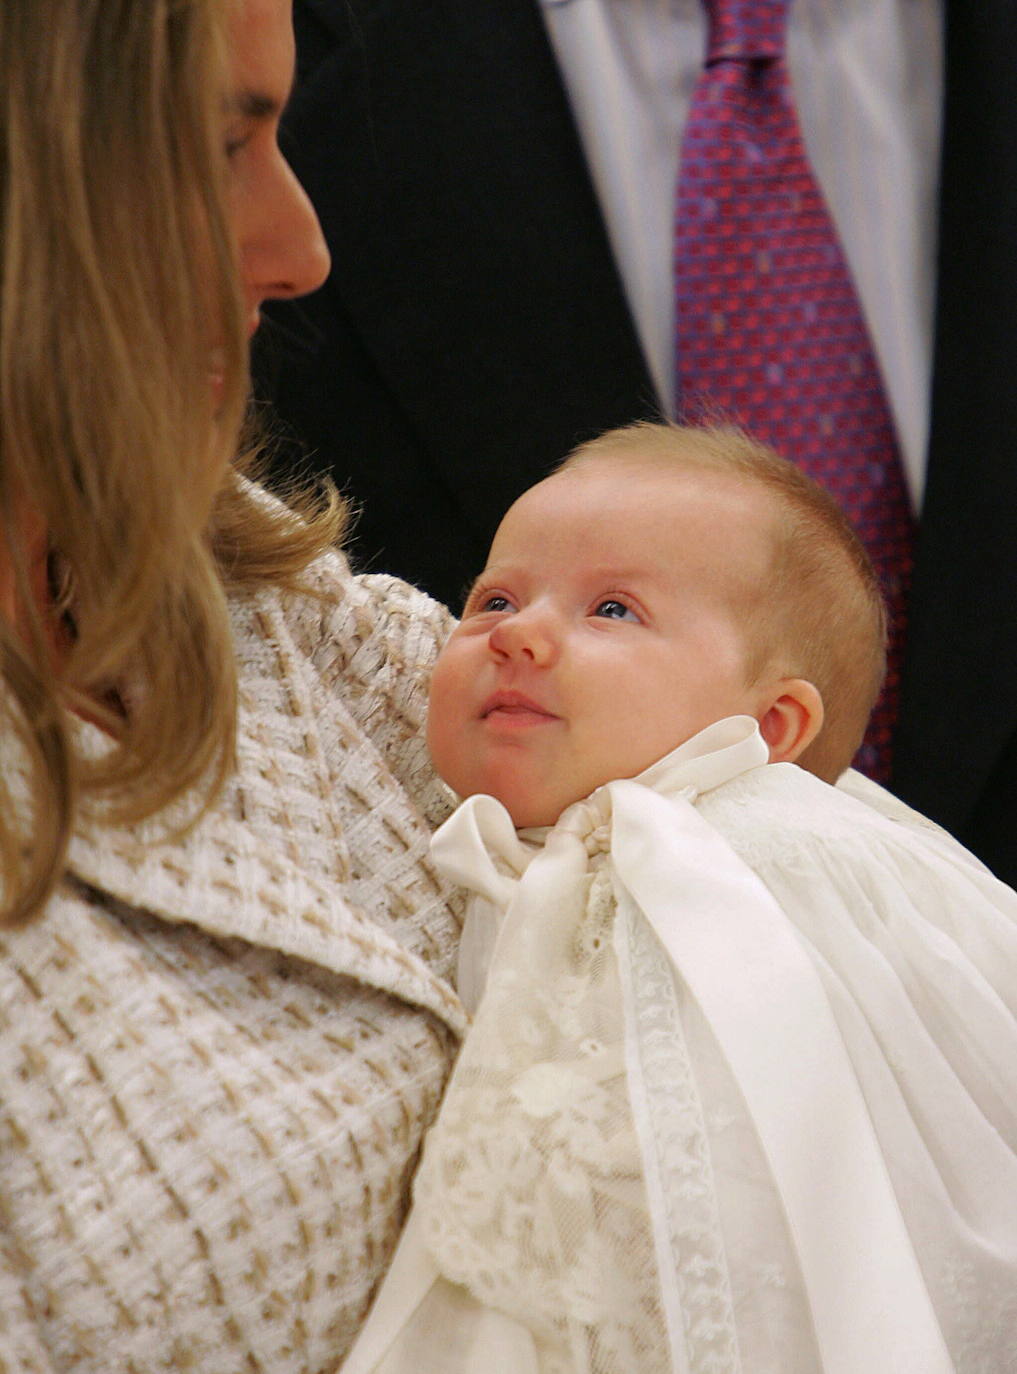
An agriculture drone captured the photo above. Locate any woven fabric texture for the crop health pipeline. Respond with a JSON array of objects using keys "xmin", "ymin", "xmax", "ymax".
[{"xmin": 0, "ymin": 552, "xmax": 465, "ymax": 1373}]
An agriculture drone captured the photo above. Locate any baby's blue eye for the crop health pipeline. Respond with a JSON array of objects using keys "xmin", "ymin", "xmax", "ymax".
[
  {"xmin": 480, "ymin": 594, "xmax": 513, "ymax": 613},
  {"xmin": 594, "ymin": 599, "xmax": 638, "ymax": 622}
]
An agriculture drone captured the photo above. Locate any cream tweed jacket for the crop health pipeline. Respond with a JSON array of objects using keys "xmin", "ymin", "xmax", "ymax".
[{"xmin": 0, "ymin": 551, "xmax": 467, "ymax": 1373}]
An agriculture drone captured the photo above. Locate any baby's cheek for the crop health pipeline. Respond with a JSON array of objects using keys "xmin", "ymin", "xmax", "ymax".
[{"xmin": 425, "ymin": 656, "xmax": 468, "ymax": 793}]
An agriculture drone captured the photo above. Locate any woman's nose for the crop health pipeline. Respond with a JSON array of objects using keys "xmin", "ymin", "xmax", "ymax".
[
  {"xmin": 488, "ymin": 607, "xmax": 559, "ymax": 667},
  {"xmin": 239, "ymin": 155, "xmax": 331, "ymax": 310}
]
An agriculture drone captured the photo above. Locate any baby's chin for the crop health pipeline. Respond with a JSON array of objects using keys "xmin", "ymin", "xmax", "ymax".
[
  {"xmin": 505, "ymin": 801, "xmax": 563, "ymax": 830},
  {"xmin": 436, "ymin": 755, "xmax": 590, "ymax": 830},
  {"xmin": 453, "ymin": 784, "xmax": 572, "ymax": 831}
]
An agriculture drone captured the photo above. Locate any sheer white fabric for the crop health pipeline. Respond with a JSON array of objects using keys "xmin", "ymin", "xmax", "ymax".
[{"xmin": 342, "ymin": 718, "xmax": 1017, "ymax": 1374}]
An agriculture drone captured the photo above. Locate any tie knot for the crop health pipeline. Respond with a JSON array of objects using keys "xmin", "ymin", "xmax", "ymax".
[{"xmin": 704, "ymin": 0, "xmax": 789, "ymax": 63}]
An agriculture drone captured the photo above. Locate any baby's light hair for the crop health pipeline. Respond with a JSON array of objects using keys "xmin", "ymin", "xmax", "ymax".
[{"xmin": 559, "ymin": 422, "xmax": 888, "ymax": 781}]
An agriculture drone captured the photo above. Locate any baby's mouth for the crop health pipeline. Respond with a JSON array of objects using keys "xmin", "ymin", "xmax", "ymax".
[{"xmin": 481, "ymin": 691, "xmax": 559, "ymax": 722}]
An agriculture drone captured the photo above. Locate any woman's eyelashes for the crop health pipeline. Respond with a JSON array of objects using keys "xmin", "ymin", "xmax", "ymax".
[{"xmin": 223, "ymin": 121, "xmax": 253, "ymax": 161}]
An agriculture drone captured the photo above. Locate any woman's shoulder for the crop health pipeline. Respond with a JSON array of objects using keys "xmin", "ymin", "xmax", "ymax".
[
  {"xmin": 228, "ymin": 547, "xmax": 457, "ymax": 831},
  {"xmin": 240, "ymin": 548, "xmax": 456, "ymax": 698},
  {"xmin": 224, "ymin": 480, "xmax": 456, "ymax": 668},
  {"xmin": 225, "ymin": 542, "xmax": 454, "ymax": 717}
]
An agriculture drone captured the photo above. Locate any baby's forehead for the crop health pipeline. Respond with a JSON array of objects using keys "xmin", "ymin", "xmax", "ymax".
[
  {"xmin": 490, "ymin": 455, "xmax": 778, "ymax": 588},
  {"xmin": 564, "ymin": 447, "xmax": 771, "ymax": 498},
  {"xmin": 529, "ymin": 453, "xmax": 778, "ymax": 540}
]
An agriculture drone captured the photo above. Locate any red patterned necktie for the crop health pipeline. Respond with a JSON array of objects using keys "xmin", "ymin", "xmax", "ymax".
[{"xmin": 673, "ymin": 0, "xmax": 914, "ymax": 781}]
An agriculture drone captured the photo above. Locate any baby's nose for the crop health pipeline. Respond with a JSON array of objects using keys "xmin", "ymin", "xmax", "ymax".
[{"xmin": 488, "ymin": 608, "xmax": 558, "ymax": 666}]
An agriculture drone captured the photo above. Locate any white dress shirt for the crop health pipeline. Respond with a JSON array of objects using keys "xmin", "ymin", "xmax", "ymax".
[{"xmin": 539, "ymin": 0, "xmax": 944, "ymax": 507}]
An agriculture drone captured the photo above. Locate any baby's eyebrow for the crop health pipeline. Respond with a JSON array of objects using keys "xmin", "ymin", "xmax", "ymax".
[
  {"xmin": 456, "ymin": 572, "xmax": 492, "ymax": 615},
  {"xmin": 462, "ymin": 565, "xmax": 508, "ymax": 597}
]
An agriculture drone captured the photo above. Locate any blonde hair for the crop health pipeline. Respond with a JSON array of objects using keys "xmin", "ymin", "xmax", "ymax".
[
  {"xmin": 0, "ymin": 0, "xmax": 344, "ymax": 925},
  {"xmin": 560, "ymin": 423, "xmax": 887, "ymax": 781}
]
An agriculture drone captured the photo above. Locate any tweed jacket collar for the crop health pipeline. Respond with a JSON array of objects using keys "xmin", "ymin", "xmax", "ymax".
[
  {"xmin": 67, "ymin": 798, "xmax": 467, "ymax": 1037},
  {"xmin": 57, "ymin": 573, "xmax": 467, "ymax": 1039}
]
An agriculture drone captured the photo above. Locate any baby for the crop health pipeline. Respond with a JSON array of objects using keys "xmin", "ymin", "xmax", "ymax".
[{"xmin": 346, "ymin": 424, "xmax": 1017, "ymax": 1374}]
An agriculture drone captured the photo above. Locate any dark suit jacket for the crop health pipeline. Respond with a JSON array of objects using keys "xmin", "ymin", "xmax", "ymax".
[{"xmin": 254, "ymin": 0, "xmax": 1017, "ymax": 884}]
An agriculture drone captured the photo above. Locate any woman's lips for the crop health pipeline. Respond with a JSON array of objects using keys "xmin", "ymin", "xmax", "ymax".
[{"xmin": 208, "ymin": 313, "xmax": 261, "ymax": 387}]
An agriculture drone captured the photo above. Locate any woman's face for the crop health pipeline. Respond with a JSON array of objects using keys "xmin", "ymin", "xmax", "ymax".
[{"xmin": 224, "ymin": 0, "xmax": 330, "ymax": 338}]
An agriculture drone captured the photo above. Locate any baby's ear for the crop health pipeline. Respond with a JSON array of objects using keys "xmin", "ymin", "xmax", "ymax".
[{"xmin": 757, "ymin": 679, "xmax": 824, "ymax": 765}]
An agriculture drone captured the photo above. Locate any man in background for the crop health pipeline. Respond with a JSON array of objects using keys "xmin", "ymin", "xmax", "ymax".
[{"xmin": 252, "ymin": 0, "xmax": 1017, "ymax": 883}]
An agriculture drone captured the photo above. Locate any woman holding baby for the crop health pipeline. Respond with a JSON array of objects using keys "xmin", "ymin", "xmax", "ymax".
[
  {"xmin": 0, "ymin": 1, "xmax": 1014, "ymax": 1371},
  {"xmin": 0, "ymin": 0, "xmax": 464, "ymax": 1367}
]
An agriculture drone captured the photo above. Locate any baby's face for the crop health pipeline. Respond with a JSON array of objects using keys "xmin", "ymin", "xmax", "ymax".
[{"xmin": 427, "ymin": 457, "xmax": 776, "ymax": 827}]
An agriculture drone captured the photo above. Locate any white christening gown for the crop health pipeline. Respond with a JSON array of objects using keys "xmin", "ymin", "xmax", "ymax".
[{"xmin": 342, "ymin": 718, "xmax": 1017, "ymax": 1374}]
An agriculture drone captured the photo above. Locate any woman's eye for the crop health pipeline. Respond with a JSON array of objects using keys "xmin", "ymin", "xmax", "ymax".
[{"xmin": 593, "ymin": 599, "xmax": 639, "ymax": 622}]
